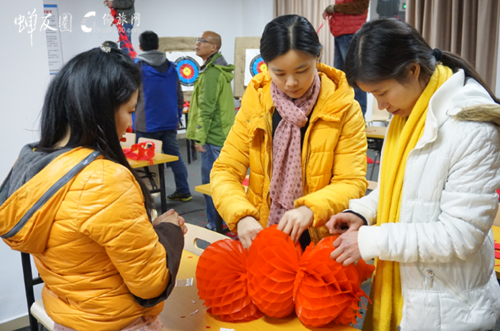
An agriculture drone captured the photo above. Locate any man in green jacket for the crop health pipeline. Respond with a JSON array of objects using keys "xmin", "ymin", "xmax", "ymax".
[{"xmin": 187, "ymin": 31, "xmax": 235, "ymax": 231}]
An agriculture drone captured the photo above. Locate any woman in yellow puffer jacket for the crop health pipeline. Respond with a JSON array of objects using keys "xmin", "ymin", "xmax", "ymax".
[
  {"xmin": 211, "ymin": 15, "xmax": 367, "ymax": 249},
  {"xmin": 0, "ymin": 48, "xmax": 186, "ymax": 330}
]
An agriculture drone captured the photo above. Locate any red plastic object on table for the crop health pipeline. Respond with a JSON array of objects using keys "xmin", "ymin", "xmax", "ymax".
[
  {"xmin": 293, "ymin": 236, "xmax": 373, "ymax": 327},
  {"xmin": 246, "ymin": 225, "xmax": 302, "ymax": 318},
  {"xmin": 123, "ymin": 141, "xmax": 155, "ymax": 165},
  {"xmin": 196, "ymin": 239, "xmax": 263, "ymax": 322}
]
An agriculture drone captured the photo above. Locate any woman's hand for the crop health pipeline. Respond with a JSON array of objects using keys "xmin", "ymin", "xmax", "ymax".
[
  {"xmin": 153, "ymin": 209, "xmax": 188, "ymax": 235},
  {"xmin": 237, "ymin": 216, "xmax": 263, "ymax": 249},
  {"xmin": 277, "ymin": 206, "xmax": 314, "ymax": 243},
  {"xmin": 326, "ymin": 212, "xmax": 364, "ymax": 235},
  {"xmin": 330, "ymin": 231, "xmax": 361, "ymax": 266}
]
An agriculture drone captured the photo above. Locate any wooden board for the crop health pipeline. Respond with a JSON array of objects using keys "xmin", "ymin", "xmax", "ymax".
[
  {"xmin": 365, "ymin": 126, "xmax": 387, "ymax": 140},
  {"xmin": 234, "ymin": 37, "xmax": 261, "ymax": 99}
]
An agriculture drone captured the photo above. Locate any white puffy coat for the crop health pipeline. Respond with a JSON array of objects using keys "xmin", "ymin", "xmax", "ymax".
[{"xmin": 352, "ymin": 70, "xmax": 500, "ymax": 331}]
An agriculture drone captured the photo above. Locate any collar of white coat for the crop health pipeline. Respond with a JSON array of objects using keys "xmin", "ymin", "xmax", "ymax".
[{"xmin": 415, "ymin": 69, "xmax": 495, "ymax": 150}]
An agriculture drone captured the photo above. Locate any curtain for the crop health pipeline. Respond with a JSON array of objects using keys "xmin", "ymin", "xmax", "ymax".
[
  {"xmin": 406, "ymin": 0, "xmax": 499, "ymax": 92},
  {"xmin": 274, "ymin": 0, "xmax": 335, "ymax": 67}
]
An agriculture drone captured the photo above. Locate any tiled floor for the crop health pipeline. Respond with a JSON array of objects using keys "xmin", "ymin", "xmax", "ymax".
[{"xmin": 12, "ymin": 139, "xmax": 500, "ymax": 330}]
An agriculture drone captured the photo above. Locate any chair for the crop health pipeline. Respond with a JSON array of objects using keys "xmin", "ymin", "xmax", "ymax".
[
  {"xmin": 184, "ymin": 223, "xmax": 228, "ymax": 256},
  {"xmin": 137, "ymin": 137, "xmax": 163, "ymax": 191},
  {"xmin": 120, "ymin": 132, "xmax": 136, "ymax": 147},
  {"xmin": 31, "ymin": 299, "xmax": 54, "ymax": 330},
  {"xmin": 21, "ymin": 253, "xmax": 54, "ymax": 331},
  {"xmin": 138, "ymin": 137, "xmax": 163, "ymax": 153},
  {"xmin": 366, "ymin": 96, "xmax": 391, "ymax": 126}
]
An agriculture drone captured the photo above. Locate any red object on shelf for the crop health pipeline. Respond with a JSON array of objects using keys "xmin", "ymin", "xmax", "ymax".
[
  {"xmin": 293, "ymin": 236, "xmax": 373, "ymax": 327},
  {"xmin": 196, "ymin": 239, "xmax": 263, "ymax": 322},
  {"xmin": 246, "ymin": 225, "xmax": 301, "ymax": 318}
]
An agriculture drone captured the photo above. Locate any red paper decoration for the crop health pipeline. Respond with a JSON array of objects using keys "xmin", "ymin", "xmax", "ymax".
[
  {"xmin": 246, "ymin": 225, "xmax": 302, "ymax": 318},
  {"xmin": 294, "ymin": 236, "xmax": 373, "ymax": 327},
  {"xmin": 196, "ymin": 239, "xmax": 262, "ymax": 322},
  {"xmin": 196, "ymin": 226, "xmax": 374, "ymax": 327}
]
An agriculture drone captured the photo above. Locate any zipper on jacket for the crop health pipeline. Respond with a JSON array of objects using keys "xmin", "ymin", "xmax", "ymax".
[
  {"xmin": 426, "ymin": 269, "xmax": 434, "ymax": 288},
  {"xmin": 425, "ymin": 268, "xmax": 471, "ymax": 306}
]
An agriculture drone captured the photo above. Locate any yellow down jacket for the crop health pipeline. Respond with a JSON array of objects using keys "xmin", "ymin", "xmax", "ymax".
[
  {"xmin": 0, "ymin": 148, "xmax": 171, "ymax": 330},
  {"xmin": 211, "ymin": 63, "xmax": 368, "ymax": 243}
]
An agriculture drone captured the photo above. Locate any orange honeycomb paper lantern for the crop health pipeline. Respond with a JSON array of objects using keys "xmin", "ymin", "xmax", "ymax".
[
  {"xmin": 196, "ymin": 239, "xmax": 263, "ymax": 322},
  {"xmin": 246, "ymin": 225, "xmax": 302, "ymax": 318},
  {"xmin": 293, "ymin": 236, "xmax": 374, "ymax": 327}
]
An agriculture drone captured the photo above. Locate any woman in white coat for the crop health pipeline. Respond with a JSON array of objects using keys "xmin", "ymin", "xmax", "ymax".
[{"xmin": 327, "ymin": 19, "xmax": 500, "ymax": 331}]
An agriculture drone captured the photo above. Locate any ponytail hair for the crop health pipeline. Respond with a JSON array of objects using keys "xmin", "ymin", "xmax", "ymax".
[{"xmin": 344, "ymin": 19, "xmax": 499, "ymax": 103}]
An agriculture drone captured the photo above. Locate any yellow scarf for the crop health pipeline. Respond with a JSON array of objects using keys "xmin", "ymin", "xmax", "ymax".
[{"xmin": 363, "ymin": 65, "xmax": 453, "ymax": 331}]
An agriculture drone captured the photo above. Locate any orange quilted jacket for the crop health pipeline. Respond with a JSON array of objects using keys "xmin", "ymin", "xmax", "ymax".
[{"xmin": 0, "ymin": 147, "xmax": 171, "ymax": 330}]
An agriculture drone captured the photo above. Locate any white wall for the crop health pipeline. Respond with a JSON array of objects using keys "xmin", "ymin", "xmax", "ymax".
[
  {"xmin": 0, "ymin": 0, "xmax": 50, "ymax": 324},
  {"xmin": 0, "ymin": 0, "xmax": 272, "ymax": 326},
  {"xmin": 46, "ymin": 0, "xmax": 273, "ymax": 68}
]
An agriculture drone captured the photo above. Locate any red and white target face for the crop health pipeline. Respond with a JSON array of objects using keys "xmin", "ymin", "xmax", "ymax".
[
  {"xmin": 250, "ymin": 55, "xmax": 268, "ymax": 76},
  {"xmin": 175, "ymin": 56, "xmax": 200, "ymax": 86}
]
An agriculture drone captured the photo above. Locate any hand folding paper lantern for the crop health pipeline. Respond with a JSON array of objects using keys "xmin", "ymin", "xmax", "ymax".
[
  {"xmin": 196, "ymin": 239, "xmax": 263, "ymax": 322},
  {"xmin": 196, "ymin": 226, "xmax": 374, "ymax": 327},
  {"xmin": 246, "ymin": 225, "xmax": 302, "ymax": 318},
  {"xmin": 294, "ymin": 236, "xmax": 373, "ymax": 327}
]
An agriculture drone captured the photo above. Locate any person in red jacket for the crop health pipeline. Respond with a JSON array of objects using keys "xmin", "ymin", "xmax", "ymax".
[{"xmin": 322, "ymin": 0, "xmax": 369, "ymax": 115}]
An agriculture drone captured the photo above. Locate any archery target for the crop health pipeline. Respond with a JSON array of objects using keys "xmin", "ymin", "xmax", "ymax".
[
  {"xmin": 166, "ymin": 52, "xmax": 204, "ymax": 91},
  {"xmin": 175, "ymin": 57, "xmax": 199, "ymax": 87},
  {"xmin": 250, "ymin": 55, "xmax": 267, "ymax": 77},
  {"xmin": 244, "ymin": 49, "xmax": 267, "ymax": 86}
]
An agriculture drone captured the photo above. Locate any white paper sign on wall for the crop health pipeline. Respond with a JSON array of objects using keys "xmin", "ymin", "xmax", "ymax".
[{"xmin": 43, "ymin": 4, "xmax": 63, "ymax": 75}]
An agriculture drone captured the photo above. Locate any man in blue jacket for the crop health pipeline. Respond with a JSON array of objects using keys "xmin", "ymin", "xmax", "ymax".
[{"xmin": 134, "ymin": 30, "xmax": 192, "ymax": 202}]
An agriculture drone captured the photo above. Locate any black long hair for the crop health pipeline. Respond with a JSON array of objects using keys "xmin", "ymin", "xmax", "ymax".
[
  {"xmin": 260, "ymin": 14, "xmax": 322, "ymax": 63},
  {"xmin": 344, "ymin": 19, "xmax": 499, "ymax": 103},
  {"xmin": 38, "ymin": 47, "xmax": 154, "ymax": 215}
]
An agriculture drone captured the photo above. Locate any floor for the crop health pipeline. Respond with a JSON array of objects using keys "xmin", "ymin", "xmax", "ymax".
[{"xmin": 13, "ymin": 140, "xmax": 500, "ymax": 331}]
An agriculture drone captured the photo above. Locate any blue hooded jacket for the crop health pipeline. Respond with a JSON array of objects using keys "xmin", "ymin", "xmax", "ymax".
[{"xmin": 134, "ymin": 50, "xmax": 183, "ymax": 132}]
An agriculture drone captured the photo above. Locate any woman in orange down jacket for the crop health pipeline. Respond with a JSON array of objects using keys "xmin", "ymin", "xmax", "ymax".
[
  {"xmin": 0, "ymin": 47, "xmax": 187, "ymax": 331},
  {"xmin": 210, "ymin": 15, "xmax": 367, "ymax": 249}
]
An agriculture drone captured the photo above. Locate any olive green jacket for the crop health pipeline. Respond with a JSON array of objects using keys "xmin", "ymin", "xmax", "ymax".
[{"xmin": 187, "ymin": 53, "xmax": 235, "ymax": 146}]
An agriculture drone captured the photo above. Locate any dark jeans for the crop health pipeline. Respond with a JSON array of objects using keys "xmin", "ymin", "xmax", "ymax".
[
  {"xmin": 136, "ymin": 130, "xmax": 190, "ymax": 195},
  {"xmin": 201, "ymin": 143, "xmax": 226, "ymax": 229},
  {"xmin": 334, "ymin": 33, "xmax": 367, "ymax": 116}
]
